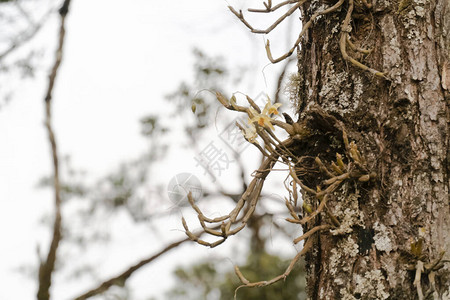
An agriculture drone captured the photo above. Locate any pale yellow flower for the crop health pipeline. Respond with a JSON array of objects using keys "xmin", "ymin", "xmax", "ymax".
[
  {"xmin": 248, "ymin": 107, "xmax": 275, "ymax": 130},
  {"xmin": 262, "ymin": 98, "xmax": 282, "ymax": 115}
]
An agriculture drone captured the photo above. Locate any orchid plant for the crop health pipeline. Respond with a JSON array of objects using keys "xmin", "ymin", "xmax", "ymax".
[{"xmin": 183, "ymin": 90, "xmax": 375, "ymax": 294}]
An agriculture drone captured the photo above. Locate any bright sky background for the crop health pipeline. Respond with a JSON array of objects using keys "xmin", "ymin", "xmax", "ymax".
[{"xmin": 0, "ymin": 1, "xmax": 301, "ymax": 299}]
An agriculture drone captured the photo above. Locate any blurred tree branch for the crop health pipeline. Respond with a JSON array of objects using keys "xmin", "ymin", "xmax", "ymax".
[
  {"xmin": 37, "ymin": 1, "xmax": 71, "ymax": 299},
  {"xmin": 73, "ymin": 233, "xmax": 208, "ymax": 300},
  {"xmin": 0, "ymin": 3, "xmax": 53, "ymax": 62}
]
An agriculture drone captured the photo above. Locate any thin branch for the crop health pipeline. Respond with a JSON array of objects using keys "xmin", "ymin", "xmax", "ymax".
[
  {"xmin": 15, "ymin": 1, "xmax": 37, "ymax": 26},
  {"xmin": 73, "ymin": 236, "xmax": 195, "ymax": 300},
  {"xmin": 37, "ymin": 2, "xmax": 71, "ymax": 300},
  {"xmin": 0, "ymin": 8, "xmax": 53, "ymax": 62}
]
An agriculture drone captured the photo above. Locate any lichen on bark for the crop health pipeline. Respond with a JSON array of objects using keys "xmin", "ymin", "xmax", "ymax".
[{"xmin": 295, "ymin": 0, "xmax": 450, "ymax": 297}]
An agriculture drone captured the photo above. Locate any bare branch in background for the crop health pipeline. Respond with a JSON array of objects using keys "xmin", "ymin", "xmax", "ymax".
[
  {"xmin": 37, "ymin": 1, "xmax": 71, "ymax": 299},
  {"xmin": 73, "ymin": 233, "xmax": 207, "ymax": 300},
  {"xmin": 0, "ymin": 6, "xmax": 53, "ymax": 62}
]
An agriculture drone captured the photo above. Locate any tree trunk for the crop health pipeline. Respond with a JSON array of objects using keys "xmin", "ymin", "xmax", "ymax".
[{"xmin": 294, "ymin": 0, "xmax": 450, "ymax": 298}]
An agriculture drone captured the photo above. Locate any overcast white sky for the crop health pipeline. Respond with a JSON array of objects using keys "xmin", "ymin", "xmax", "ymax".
[{"xmin": 0, "ymin": 1, "xmax": 301, "ymax": 299}]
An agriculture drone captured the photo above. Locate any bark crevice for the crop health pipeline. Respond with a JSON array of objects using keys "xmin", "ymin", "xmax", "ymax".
[{"xmin": 294, "ymin": 0, "xmax": 450, "ymax": 297}]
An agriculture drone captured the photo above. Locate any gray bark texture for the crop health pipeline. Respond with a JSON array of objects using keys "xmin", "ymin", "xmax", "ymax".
[{"xmin": 293, "ymin": 0, "xmax": 450, "ymax": 298}]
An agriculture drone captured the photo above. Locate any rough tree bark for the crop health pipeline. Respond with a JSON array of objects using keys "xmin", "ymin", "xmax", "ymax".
[{"xmin": 294, "ymin": 0, "xmax": 450, "ymax": 298}]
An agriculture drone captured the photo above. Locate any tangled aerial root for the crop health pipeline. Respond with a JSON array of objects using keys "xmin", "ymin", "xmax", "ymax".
[{"xmin": 182, "ymin": 91, "xmax": 376, "ymax": 295}]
